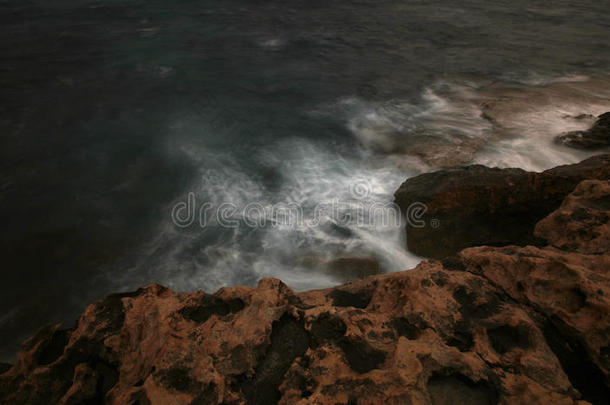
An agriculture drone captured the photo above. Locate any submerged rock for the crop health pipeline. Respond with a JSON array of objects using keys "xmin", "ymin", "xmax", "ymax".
[
  {"xmin": 1, "ymin": 179, "xmax": 609, "ymax": 404},
  {"xmin": 296, "ymin": 256, "xmax": 382, "ymax": 283},
  {"xmin": 556, "ymin": 112, "xmax": 610, "ymax": 149},
  {"xmin": 394, "ymin": 154, "xmax": 610, "ymax": 259},
  {"xmin": 323, "ymin": 257, "xmax": 382, "ymax": 282}
]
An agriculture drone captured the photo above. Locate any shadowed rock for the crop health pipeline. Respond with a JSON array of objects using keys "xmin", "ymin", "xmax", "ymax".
[
  {"xmin": 324, "ymin": 257, "xmax": 382, "ymax": 282},
  {"xmin": 427, "ymin": 374, "xmax": 498, "ymax": 405},
  {"xmin": 535, "ymin": 179, "xmax": 610, "ymax": 254},
  {"xmin": 297, "ymin": 256, "xmax": 382, "ymax": 282},
  {"xmin": 338, "ymin": 337, "xmax": 386, "ymax": 374},
  {"xmin": 394, "ymin": 154, "xmax": 610, "ymax": 259},
  {"xmin": 178, "ymin": 295, "xmax": 245, "ymax": 324},
  {"xmin": 556, "ymin": 112, "xmax": 610, "ymax": 149}
]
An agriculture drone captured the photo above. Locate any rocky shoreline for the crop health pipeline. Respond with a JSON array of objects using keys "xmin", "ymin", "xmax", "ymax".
[
  {"xmin": 556, "ymin": 113, "xmax": 610, "ymax": 150},
  {"xmin": 1, "ymin": 151, "xmax": 609, "ymax": 404},
  {"xmin": 394, "ymin": 154, "xmax": 610, "ymax": 259}
]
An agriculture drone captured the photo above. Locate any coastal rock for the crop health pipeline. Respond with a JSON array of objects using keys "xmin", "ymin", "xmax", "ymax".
[
  {"xmin": 457, "ymin": 242, "xmax": 610, "ymax": 405},
  {"xmin": 394, "ymin": 154, "xmax": 610, "ymax": 259},
  {"xmin": 0, "ymin": 267, "xmax": 593, "ymax": 405},
  {"xmin": 535, "ymin": 180, "xmax": 610, "ymax": 254},
  {"xmin": 556, "ymin": 112, "xmax": 610, "ymax": 149},
  {"xmin": 1, "ymin": 179, "xmax": 609, "ymax": 405}
]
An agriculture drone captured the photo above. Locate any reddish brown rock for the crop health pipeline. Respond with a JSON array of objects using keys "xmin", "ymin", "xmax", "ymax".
[
  {"xmin": 0, "ymin": 268, "xmax": 583, "ymax": 405},
  {"xmin": 394, "ymin": 154, "xmax": 610, "ymax": 259},
  {"xmin": 1, "ymin": 181, "xmax": 609, "ymax": 405},
  {"xmin": 457, "ymin": 242, "xmax": 610, "ymax": 405},
  {"xmin": 535, "ymin": 180, "xmax": 610, "ymax": 254}
]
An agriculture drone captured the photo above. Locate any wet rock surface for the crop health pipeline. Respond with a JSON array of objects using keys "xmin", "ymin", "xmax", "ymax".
[
  {"xmin": 556, "ymin": 112, "xmax": 610, "ymax": 149},
  {"xmin": 394, "ymin": 154, "xmax": 610, "ymax": 259},
  {"xmin": 1, "ymin": 172, "xmax": 609, "ymax": 405},
  {"xmin": 297, "ymin": 256, "xmax": 383, "ymax": 283}
]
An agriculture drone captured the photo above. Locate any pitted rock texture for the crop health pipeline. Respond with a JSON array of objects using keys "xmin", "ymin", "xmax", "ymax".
[
  {"xmin": 1, "ymin": 181, "xmax": 609, "ymax": 404},
  {"xmin": 535, "ymin": 180, "xmax": 610, "ymax": 254},
  {"xmin": 394, "ymin": 154, "xmax": 610, "ymax": 259}
]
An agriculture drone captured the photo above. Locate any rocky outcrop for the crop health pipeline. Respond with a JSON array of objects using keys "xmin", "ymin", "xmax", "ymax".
[
  {"xmin": 534, "ymin": 179, "xmax": 610, "ymax": 254},
  {"xmin": 394, "ymin": 154, "xmax": 610, "ymax": 259},
  {"xmin": 1, "ymin": 179, "xmax": 609, "ymax": 405},
  {"xmin": 556, "ymin": 112, "xmax": 610, "ymax": 149}
]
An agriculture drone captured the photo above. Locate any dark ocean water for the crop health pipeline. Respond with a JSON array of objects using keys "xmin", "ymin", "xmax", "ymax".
[{"xmin": 1, "ymin": 0, "xmax": 609, "ymax": 360}]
